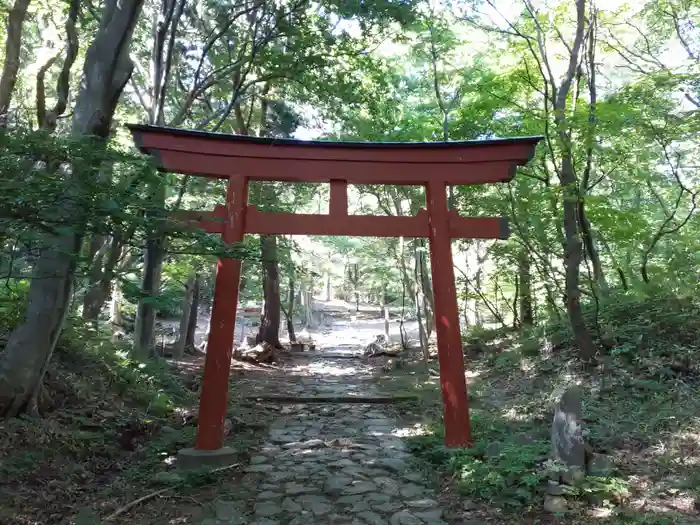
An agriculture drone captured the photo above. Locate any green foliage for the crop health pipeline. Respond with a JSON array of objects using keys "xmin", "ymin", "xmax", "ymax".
[
  {"xmin": 408, "ymin": 415, "xmax": 550, "ymax": 507},
  {"xmin": 430, "ymin": 291, "xmax": 700, "ymax": 521},
  {"xmin": 464, "ymin": 325, "xmax": 512, "ymax": 345},
  {"xmin": 0, "ymin": 129, "xmax": 155, "ymax": 242},
  {"xmin": 532, "ymin": 289, "xmax": 700, "ymax": 367},
  {"xmin": 121, "ymin": 271, "xmax": 184, "ymax": 319},
  {"xmin": 57, "ymin": 319, "xmax": 193, "ymax": 410},
  {"xmin": 0, "ymin": 280, "xmax": 29, "ymax": 334}
]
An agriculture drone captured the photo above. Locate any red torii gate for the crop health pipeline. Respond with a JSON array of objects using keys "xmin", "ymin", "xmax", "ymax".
[{"xmin": 129, "ymin": 124, "xmax": 540, "ymax": 458}]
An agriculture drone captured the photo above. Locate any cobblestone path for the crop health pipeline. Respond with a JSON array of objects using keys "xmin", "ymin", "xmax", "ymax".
[{"xmin": 204, "ymin": 349, "xmax": 448, "ymax": 525}]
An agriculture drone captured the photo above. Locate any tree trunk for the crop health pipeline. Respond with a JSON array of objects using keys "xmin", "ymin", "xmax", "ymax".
[
  {"xmin": 133, "ymin": 194, "xmax": 166, "ymax": 358},
  {"xmin": 82, "ymin": 235, "xmax": 108, "ymax": 319},
  {"xmin": 285, "ymin": 274, "xmax": 296, "ymax": 343},
  {"xmin": 561, "ymin": 155, "xmax": 597, "ymax": 362},
  {"xmin": 381, "ymin": 281, "xmax": 390, "ymax": 340},
  {"xmin": 257, "ymin": 235, "xmax": 281, "ymax": 347},
  {"xmin": 110, "ymin": 280, "xmax": 123, "ymax": 326},
  {"xmin": 352, "ymin": 263, "xmax": 360, "ymax": 312},
  {"xmin": 474, "ymin": 267, "xmax": 483, "ymax": 326},
  {"xmin": 301, "ymin": 283, "xmax": 314, "ymax": 328},
  {"xmin": 579, "ymin": 204, "xmax": 608, "ymax": 294},
  {"xmin": 0, "ymin": 0, "xmax": 143, "ymax": 416},
  {"xmin": 83, "ymin": 235, "xmax": 122, "ymax": 320},
  {"xmin": 0, "ymin": 0, "xmax": 31, "ymax": 127},
  {"xmin": 132, "ymin": 0, "xmax": 187, "ymax": 359},
  {"xmin": 325, "ymin": 270, "xmax": 331, "ymax": 301},
  {"xmin": 415, "ymin": 289, "xmax": 429, "ymax": 360},
  {"xmin": 413, "ymin": 244, "xmax": 430, "ymax": 363},
  {"xmin": 417, "ymin": 239, "xmax": 435, "ymax": 335},
  {"xmin": 548, "ymin": 0, "xmax": 596, "ymax": 362},
  {"xmin": 185, "ymin": 273, "xmax": 200, "ymax": 348},
  {"xmin": 173, "ymin": 274, "xmax": 195, "ymax": 358},
  {"xmin": 518, "ymin": 248, "xmax": 534, "ymax": 327}
]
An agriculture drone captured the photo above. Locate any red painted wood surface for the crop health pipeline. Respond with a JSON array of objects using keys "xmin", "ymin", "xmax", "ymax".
[
  {"xmin": 426, "ymin": 179, "xmax": 472, "ymax": 447},
  {"xmin": 174, "ymin": 207, "xmax": 507, "ymax": 239},
  {"xmin": 194, "ymin": 176, "xmax": 248, "ymax": 451},
  {"xmin": 156, "ymin": 150, "xmax": 521, "ymax": 185},
  {"xmin": 329, "ymin": 180, "xmax": 348, "ymax": 216},
  {"xmin": 247, "ymin": 206, "xmax": 428, "ymax": 237}
]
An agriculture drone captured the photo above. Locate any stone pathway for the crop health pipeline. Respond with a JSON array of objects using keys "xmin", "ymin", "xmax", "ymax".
[{"xmin": 204, "ymin": 351, "xmax": 448, "ymax": 525}]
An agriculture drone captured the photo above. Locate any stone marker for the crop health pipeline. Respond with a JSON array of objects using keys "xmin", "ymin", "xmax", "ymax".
[
  {"xmin": 544, "ymin": 494, "xmax": 568, "ymax": 513},
  {"xmin": 546, "ymin": 480, "xmax": 566, "ymax": 496},
  {"xmin": 587, "ymin": 453, "xmax": 614, "ymax": 477},
  {"xmin": 551, "ymin": 386, "xmax": 585, "ymax": 485}
]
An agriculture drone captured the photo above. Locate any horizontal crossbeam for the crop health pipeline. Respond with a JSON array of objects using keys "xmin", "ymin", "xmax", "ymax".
[{"xmin": 172, "ymin": 206, "xmax": 508, "ymax": 239}]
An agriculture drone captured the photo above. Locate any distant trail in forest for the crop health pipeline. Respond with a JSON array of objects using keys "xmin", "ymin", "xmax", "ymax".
[{"xmin": 159, "ymin": 298, "xmax": 424, "ymax": 352}]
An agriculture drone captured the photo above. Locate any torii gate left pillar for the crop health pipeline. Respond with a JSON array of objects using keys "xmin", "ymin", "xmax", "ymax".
[{"xmin": 129, "ymin": 124, "xmax": 541, "ymax": 464}]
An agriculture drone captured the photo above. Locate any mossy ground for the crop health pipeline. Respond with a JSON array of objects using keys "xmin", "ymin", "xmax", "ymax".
[
  {"xmin": 399, "ymin": 293, "xmax": 700, "ymax": 524},
  {"xmin": 0, "ymin": 321, "xmax": 276, "ymax": 525}
]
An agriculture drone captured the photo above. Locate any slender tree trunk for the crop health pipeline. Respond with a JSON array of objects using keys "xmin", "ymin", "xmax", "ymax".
[
  {"xmin": 325, "ymin": 270, "xmax": 331, "ymax": 301},
  {"xmin": 518, "ymin": 249, "xmax": 534, "ymax": 327},
  {"xmin": 110, "ymin": 280, "xmax": 124, "ymax": 327},
  {"xmin": 173, "ymin": 274, "xmax": 195, "ymax": 358},
  {"xmin": 415, "ymin": 289, "xmax": 429, "ymax": 360},
  {"xmin": 353, "ymin": 263, "xmax": 360, "ymax": 312},
  {"xmin": 82, "ymin": 236, "xmax": 108, "ymax": 318},
  {"xmin": 83, "ymin": 235, "xmax": 123, "ymax": 320},
  {"xmin": 133, "ymin": 187, "xmax": 166, "ymax": 358},
  {"xmin": 257, "ymin": 235, "xmax": 281, "ymax": 347},
  {"xmin": 579, "ymin": 204, "xmax": 608, "ymax": 293},
  {"xmin": 413, "ymin": 243, "xmax": 430, "ymax": 363},
  {"xmin": 185, "ymin": 273, "xmax": 200, "ymax": 348},
  {"xmin": 381, "ymin": 281, "xmax": 390, "ymax": 341},
  {"xmin": 301, "ymin": 284, "xmax": 314, "ymax": 328},
  {"xmin": 0, "ymin": 0, "xmax": 31, "ymax": 127},
  {"xmin": 544, "ymin": 0, "xmax": 596, "ymax": 362},
  {"xmin": 0, "ymin": 0, "xmax": 144, "ymax": 416},
  {"xmin": 133, "ymin": 0, "xmax": 187, "ymax": 359},
  {"xmin": 474, "ymin": 268, "xmax": 483, "ymax": 325},
  {"xmin": 417, "ymin": 239, "xmax": 435, "ymax": 335},
  {"xmin": 462, "ymin": 283, "xmax": 470, "ymax": 330},
  {"xmin": 463, "ymin": 252, "xmax": 474, "ymax": 326},
  {"xmin": 285, "ymin": 274, "xmax": 296, "ymax": 343},
  {"xmin": 561, "ymin": 155, "xmax": 597, "ymax": 362}
]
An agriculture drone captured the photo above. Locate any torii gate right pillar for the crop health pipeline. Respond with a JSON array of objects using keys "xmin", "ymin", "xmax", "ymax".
[{"xmin": 426, "ymin": 180, "xmax": 472, "ymax": 446}]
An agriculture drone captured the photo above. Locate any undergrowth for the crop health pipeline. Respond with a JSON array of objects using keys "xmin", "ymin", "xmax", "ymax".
[
  {"xmin": 0, "ymin": 317, "xmax": 223, "ymax": 524},
  {"xmin": 410, "ymin": 290, "xmax": 700, "ymax": 524}
]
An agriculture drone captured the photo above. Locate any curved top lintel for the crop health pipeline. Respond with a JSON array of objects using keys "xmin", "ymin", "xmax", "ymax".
[
  {"xmin": 127, "ymin": 124, "xmax": 543, "ymax": 185},
  {"xmin": 128, "ymin": 123, "xmax": 542, "ymax": 151}
]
